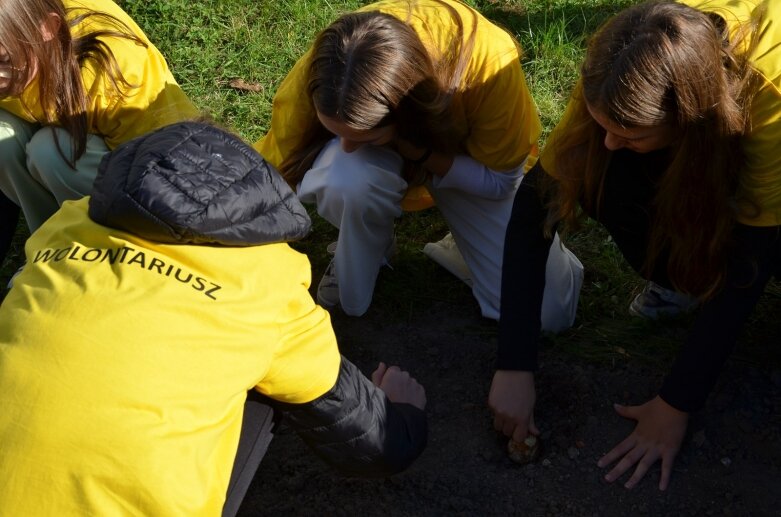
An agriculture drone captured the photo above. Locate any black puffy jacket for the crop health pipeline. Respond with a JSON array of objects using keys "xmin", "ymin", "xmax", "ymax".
[{"xmin": 89, "ymin": 121, "xmax": 427, "ymax": 477}]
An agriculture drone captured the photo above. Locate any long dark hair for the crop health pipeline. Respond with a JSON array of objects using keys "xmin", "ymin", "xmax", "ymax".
[
  {"xmin": 0, "ymin": 0, "xmax": 147, "ymax": 165},
  {"xmin": 280, "ymin": 0, "xmax": 477, "ymax": 187},
  {"xmin": 545, "ymin": 0, "xmax": 761, "ymax": 298}
]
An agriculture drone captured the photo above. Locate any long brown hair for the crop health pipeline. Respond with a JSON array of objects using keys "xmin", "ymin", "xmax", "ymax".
[
  {"xmin": 280, "ymin": 0, "xmax": 477, "ymax": 187},
  {"xmin": 546, "ymin": 0, "xmax": 761, "ymax": 298},
  {"xmin": 0, "ymin": 0, "xmax": 146, "ymax": 165}
]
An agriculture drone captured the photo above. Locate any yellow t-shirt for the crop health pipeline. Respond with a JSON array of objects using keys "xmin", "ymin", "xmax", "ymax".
[
  {"xmin": 0, "ymin": 0, "xmax": 198, "ymax": 149},
  {"xmin": 542, "ymin": 0, "xmax": 781, "ymax": 226},
  {"xmin": 255, "ymin": 0, "xmax": 541, "ymax": 210},
  {"xmin": 0, "ymin": 198, "xmax": 341, "ymax": 515},
  {"xmin": 687, "ymin": 0, "xmax": 781, "ymax": 226}
]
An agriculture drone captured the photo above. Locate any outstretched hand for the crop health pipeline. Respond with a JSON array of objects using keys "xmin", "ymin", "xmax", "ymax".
[
  {"xmin": 597, "ymin": 395, "xmax": 689, "ymax": 490},
  {"xmin": 372, "ymin": 362, "xmax": 427, "ymax": 410},
  {"xmin": 488, "ymin": 370, "xmax": 539, "ymax": 442}
]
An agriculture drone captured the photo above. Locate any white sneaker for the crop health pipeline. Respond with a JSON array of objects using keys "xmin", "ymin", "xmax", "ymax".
[
  {"xmin": 629, "ymin": 281, "xmax": 699, "ymax": 319},
  {"xmin": 422, "ymin": 232, "xmax": 473, "ymax": 287},
  {"xmin": 316, "ymin": 236, "xmax": 397, "ymax": 308}
]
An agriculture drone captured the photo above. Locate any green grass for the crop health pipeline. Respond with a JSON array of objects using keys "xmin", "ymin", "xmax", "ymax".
[
  {"xmin": 119, "ymin": 0, "xmax": 365, "ymax": 140},
  {"xmin": 475, "ymin": 0, "xmax": 635, "ymax": 137},
  {"xmin": 2, "ymin": 0, "xmax": 778, "ymax": 371}
]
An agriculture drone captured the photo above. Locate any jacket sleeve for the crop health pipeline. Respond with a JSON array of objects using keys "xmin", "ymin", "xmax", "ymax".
[
  {"xmin": 268, "ymin": 355, "xmax": 427, "ymax": 477},
  {"xmin": 497, "ymin": 161, "xmax": 554, "ymax": 371}
]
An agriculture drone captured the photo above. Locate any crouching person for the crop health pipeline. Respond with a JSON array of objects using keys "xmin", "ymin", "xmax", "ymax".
[{"xmin": 0, "ymin": 121, "xmax": 427, "ymax": 516}]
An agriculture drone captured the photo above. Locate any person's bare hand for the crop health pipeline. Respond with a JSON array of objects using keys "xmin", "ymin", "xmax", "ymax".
[
  {"xmin": 488, "ymin": 370, "xmax": 539, "ymax": 442},
  {"xmin": 372, "ymin": 362, "xmax": 426, "ymax": 410},
  {"xmin": 597, "ymin": 395, "xmax": 689, "ymax": 490}
]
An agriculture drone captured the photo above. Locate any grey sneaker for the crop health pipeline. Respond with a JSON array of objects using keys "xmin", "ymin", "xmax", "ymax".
[
  {"xmin": 629, "ymin": 281, "xmax": 699, "ymax": 319},
  {"xmin": 316, "ymin": 236, "xmax": 397, "ymax": 309}
]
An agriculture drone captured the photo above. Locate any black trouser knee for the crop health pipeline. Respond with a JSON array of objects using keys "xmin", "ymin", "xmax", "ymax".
[
  {"xmin": 590, "ymin": 148, "xmax": 672, "ymax": 286},
  {"xmin": 222, "ymin": 391, "xmax": 279, "ymax": 517},
  {"xmin": 0, "ymin": 192, "xmax": 20, "ymax": 265}
]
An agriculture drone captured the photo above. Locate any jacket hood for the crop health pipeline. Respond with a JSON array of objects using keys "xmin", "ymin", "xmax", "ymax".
[{"xmin": 88, "ymin": 121, "xmax": 311, "ymax": 246}]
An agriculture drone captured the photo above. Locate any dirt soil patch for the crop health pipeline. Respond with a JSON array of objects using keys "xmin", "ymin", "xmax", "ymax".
[{"xmin": 237, "ymin": 280, "xmax": 781, "ymax": 516}]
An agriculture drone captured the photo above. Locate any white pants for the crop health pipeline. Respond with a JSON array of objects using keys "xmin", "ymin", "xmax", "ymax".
[
  {"xmin": 299, "ymin": 137, "xmax": 583, "ymax": 327},
  {"xmin": 0, "ymin": 109, "xmax": 109, "ymax": 232}
]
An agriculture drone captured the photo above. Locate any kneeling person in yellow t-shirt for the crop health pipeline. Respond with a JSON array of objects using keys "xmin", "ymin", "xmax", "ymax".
[{"xmin": 0, "ymin": 121, "xmax": 427, "ymax": 516}]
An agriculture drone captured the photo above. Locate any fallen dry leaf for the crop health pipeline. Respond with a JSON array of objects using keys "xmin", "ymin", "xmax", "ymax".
[{"xmin": 228, "ymin": 78, "xmax": 263, "ymax": 93}]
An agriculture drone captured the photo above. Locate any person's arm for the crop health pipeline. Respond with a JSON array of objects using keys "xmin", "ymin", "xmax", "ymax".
[
  {"xmin": 497, "ymin": 161, "xmax": 553, "ymax": 371},
  {"xmin": 660, "ymin": 225, "xmax": 780, "ymax": 411},
  {"xmin": 268, "ymin": 355, "xmax": 427, "ymax": 477},
  {"xmin": 599, "ymin": 224, "xmax": 780, "ymax": 490},
  {"xmin": 488, "ymin": 162, "xmax": 554, "ymax": 441},
  {"xmin": 394, "ymin": 137, "xmax": 523, "ymax": 200},
  {"xmin": 430, "ymin": 155, "xmax": 524, "ymax": 200},
  {"xmin": 257, "ymin": 254, "xmax": 426, "ymax": 477},
  {"xmin": 392, "ymin": 25, "xmax": 541, "ymax": 189}
]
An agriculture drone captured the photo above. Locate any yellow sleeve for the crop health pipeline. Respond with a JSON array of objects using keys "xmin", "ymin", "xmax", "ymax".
[
  {"xmin": 738, "ymin": 79, "xmax": 781, "ymax": 225},
  {"xmin": 258, "ymin": 307, "xmax": 341, "ymax": 404},
  {"xmin": 734, "ymin": 0, "xmax": 781, "ymax": 226},
  {"xmin": 89, "ymin": 36, "xmax": 199, "ymax": 149},
  {"xmin": 462, "ymin": 50, "xmax": 541, "ymax": 171},
  {"xmin": 253, "ymin": 49, "xmax": 320, "ymax": 169},
  {"xmin": 255, "ymin": 256, "xmax": 341, "ymax": 403}
]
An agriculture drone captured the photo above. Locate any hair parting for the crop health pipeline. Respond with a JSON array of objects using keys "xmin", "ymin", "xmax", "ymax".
[{"xmin": 279, "ymin": 0, "xmax": 478, "ymax": 187}]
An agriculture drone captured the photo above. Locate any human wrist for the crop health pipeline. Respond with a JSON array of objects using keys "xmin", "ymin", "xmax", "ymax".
[{"xmin": 655, "ymin": 392, "xmax": 692, "ymax": 415}]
